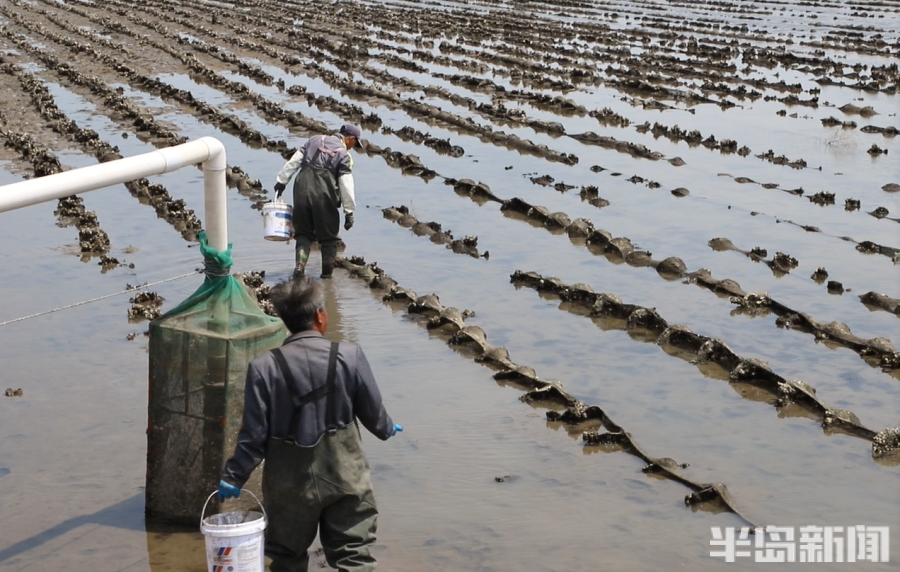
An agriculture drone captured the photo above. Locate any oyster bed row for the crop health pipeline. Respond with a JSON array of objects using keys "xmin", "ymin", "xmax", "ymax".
[
  {"xmin": 0, "ymin": 0, "xmax": 897, "ymax": 539},
  {"xmin": 333, "ymin": 256, "xmax": 760, "ymax": 527}
]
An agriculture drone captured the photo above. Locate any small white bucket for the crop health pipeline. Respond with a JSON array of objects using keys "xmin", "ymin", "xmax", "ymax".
[
  {"xmin": 200, "ymin": 490, "xmax": 267, "ymax": 572},
  {"xmin": 262, "ymin": 199, "xmax": 292, "ymax": 241}
]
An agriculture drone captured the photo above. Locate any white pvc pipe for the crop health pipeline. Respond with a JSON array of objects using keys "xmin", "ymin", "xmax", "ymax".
[{"xmin": 0, "ymin": 137, "xmax": 228, "ymax": 251}]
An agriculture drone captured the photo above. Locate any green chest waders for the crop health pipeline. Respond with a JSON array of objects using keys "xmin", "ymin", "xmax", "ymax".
[{"xmin": 263, "ymin": 342, "xmax": 378, "ymax": 572}]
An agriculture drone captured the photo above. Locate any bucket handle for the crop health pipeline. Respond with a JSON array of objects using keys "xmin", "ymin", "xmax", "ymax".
[
  {"xmin": 262, "ymin": 197, "xmax": 288, "ymax": 214},
  {"xmin": 201, "ymin": 489, "xmax": 268, "ymax": 527}
]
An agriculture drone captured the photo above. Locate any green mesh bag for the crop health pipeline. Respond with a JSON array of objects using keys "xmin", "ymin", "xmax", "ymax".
[{"xmin": 146, "ymin": 232, "xmax": 287, "ymax": 523}]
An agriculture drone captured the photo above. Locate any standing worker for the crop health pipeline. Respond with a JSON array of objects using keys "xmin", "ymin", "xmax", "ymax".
[
  {"xmin": 218, "ymin": 277, "xmax": 403, "ymax": 572},
  {"xmin": 273, "ymin": 124, "xmax": 362, "ymax": 279}
]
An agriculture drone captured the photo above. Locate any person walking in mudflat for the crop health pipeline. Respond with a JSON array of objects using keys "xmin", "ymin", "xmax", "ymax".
[
  {"xmin": 218, "ymin": 277, "xmax": 403, "ymax": 572},
  {"xmin": 273, "ymin": 124, "xmax": 361, "ymax": 278}
]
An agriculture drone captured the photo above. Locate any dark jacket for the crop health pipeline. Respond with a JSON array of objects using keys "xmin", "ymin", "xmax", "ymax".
[{"xmin": 222, "ymin": 331, "xmax": 394, "ymax": 488}]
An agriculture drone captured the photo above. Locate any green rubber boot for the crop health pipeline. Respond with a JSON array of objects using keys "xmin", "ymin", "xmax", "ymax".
[{"xmin": 294, "ymin": 239, "xmax": 311, "ymax": 279}]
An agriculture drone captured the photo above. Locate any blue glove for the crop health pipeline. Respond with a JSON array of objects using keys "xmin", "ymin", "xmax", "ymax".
[
  {"xmin": 218, "ymin": 480, "xmax": 241, "ymax": 501},
  {"xmin": 391, "ymin": 423, "xmax": 403, "ymax": 436}
]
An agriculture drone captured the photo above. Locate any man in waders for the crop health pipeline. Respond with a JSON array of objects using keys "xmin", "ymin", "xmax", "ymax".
[
  {"xmin": 273, "ymin": 124, "xmax": 361, "ymax": 279},
  {"xmin": 218, "ymin": 277, "xmax": 402, "ymax": 572}
]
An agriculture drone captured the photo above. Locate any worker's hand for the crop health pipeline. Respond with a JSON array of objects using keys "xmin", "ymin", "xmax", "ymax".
[
  {"xmin": 273, "ymin": 182, "xmax": 286, "ymax": 198},
  {"xmin": 217, "ymin": 480, "xmax": 241, "ymax": 501},
  {"xmin": 390, "ymin": 423, "xmax": 403, "ymax": 437},
  {"xmin": 343, "ymin": 212, "xmax": 354, "ymax": 231}
]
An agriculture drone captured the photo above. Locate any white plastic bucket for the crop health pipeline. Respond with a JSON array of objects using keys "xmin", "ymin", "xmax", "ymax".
[
  {"xmin": 262, "ymin": 199, "xmax": 292, "ymax": 241},
  {"xmin": 200, "ymin": 490, "xmax": 267, "ymax": 572}
]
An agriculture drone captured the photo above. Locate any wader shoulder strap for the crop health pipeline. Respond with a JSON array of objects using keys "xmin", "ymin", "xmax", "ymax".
[
  {"xmin": 271, "ymin": 342, "xmax": 340, "ymax": 441},
  {"xmin": 271, "ymin": 348, "xmax": 307, "ymax": 444},
  {"xmin": 325, "ymin": 341, "xmax": 339, "ymax": 433}
]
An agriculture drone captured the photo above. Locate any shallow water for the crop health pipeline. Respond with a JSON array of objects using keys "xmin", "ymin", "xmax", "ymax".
[{"xmin": 0, "ymin": 0, "xmax": 898, "ymax": 570}]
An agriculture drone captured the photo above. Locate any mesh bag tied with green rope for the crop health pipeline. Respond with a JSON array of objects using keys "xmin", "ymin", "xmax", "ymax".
[{"xmin": 146, "ymin": 231, "xmax": 286, "ymax": 523}]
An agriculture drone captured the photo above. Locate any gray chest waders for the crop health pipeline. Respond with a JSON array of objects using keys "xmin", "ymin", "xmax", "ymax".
[
  {"xmin": 292, "ymin": 167, "xmax": 342, "ymax": 276},
  {"xmin": 262, "ymin": 342, "xmax": 377, "ymax": 572},
  {"xmin": 291, "ymin": 143, "xmax": 345, "ymax": 277}
]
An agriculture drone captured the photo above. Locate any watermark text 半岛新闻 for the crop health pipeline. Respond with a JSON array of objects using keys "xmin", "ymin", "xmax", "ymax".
[{"xmin": 710, "ymin": 526, "xmax": 890, "ymax": 563}]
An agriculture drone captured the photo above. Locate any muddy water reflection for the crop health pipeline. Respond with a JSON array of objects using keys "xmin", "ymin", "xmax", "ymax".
[
  {"xmin": 1, "ymin": 0, "xmax": 899, "ymax": 568},
  {"xmin": 2, "ymin": 143, "xmax": 899, "ymax": 572}
]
